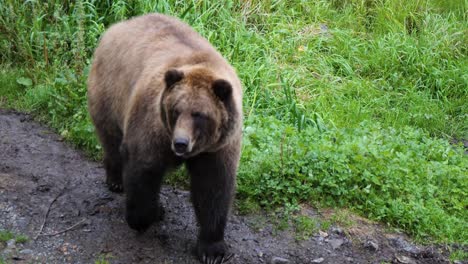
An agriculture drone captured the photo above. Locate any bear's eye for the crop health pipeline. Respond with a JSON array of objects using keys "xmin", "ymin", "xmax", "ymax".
[
  {"xmin": 191, "ymin": 112, "xmax": 206, "ymax": 119},
  {"xmin": 170, "ymin": 109, "xmax": 180, "ymax": 127},
  {"xmin": 172, "ymin": 109, "xmax": 180, "ymax": 117}
]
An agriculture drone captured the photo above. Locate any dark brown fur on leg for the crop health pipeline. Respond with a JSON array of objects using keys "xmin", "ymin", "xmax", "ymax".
[
  {"xmin": 123, "ymin": 150, "xmax": 166, "ymax": 231},
  {"xmin": 187, "ymin": 148, "xmax": 238, "ymax": 263},
  {"xmin": 96, "ymin": 124, "xmax": 124, "ymax": 193}
]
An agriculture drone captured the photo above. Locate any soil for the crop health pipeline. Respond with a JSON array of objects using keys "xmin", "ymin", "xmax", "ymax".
[{"xmin": 0, "ymin": 109, "xmax": 452, "ymax": 264}]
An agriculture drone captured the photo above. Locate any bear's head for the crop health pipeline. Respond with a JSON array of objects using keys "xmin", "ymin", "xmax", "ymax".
[{"xmin": 160, "ymin": 66, "xmax": 238, "ymax": 158}]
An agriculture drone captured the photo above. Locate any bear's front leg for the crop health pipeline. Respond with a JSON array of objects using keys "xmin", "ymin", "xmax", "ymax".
[
  {"xmin": 123, "ymin": 155, "xmax": 166, "ymax": 232},
  {"xmin": 186, "ymin": 148, "xmax": 238, "ymax": 264}
]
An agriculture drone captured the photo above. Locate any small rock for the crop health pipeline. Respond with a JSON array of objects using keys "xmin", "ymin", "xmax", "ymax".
[
  {"xmin": 331, "ymin": 227, "xmax": 344, "ymax": 235},
  {"xmin": 19, "ymin": 249, "xmax": 33, "ymax": 255},
  {"xmin": 6, "ymin": 239, "xmax": 16, "ymax": 248},
  {"xmin": 389, "ymin": 237, "xmax": 421, "ymax": 255},
  {"xmin": 271, "ymin": 256, "xmax": 290, "ymax": 264},
  {"xmin": 319, "ymin": 230, "xmax": 329, "ymax": 238},
  {"xmin": 328, "ymin": 238, "xmax": 344, "ymax": 250},
  {"xmin": 395, "ymin": 255, "xmax": 416, "ymax": 264},
  {"xmin": 3, "ymin": 249, "xmax": 14, "ymax": 256},
  {"xmin": 320, "ymin": 24, "xmax": 329, "ymax": 33},
  {"xmin": 256, "ymin": 248, "xmax": 264, "ymax": 258},
  {"xmin": 312, "ymin": 257, "xmax": 324, "ymax": 263},
  {"xmin": 37, "ymin": 184, "xmax": 51, "ymax": 192},
  {"xmin": 364, "ymin": 240, "xmax": 379, "ymax": 251}
]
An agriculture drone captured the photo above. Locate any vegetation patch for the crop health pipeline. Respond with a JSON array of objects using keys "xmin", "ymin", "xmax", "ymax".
[{"xmin": 0, "ymin": 230, "xmax": 28, "ymax": 244}]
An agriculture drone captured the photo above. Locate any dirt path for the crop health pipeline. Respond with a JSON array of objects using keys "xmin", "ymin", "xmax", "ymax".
[{"xmin": 0, "ymin": 109, "xmax": 450, "ymax": 264}]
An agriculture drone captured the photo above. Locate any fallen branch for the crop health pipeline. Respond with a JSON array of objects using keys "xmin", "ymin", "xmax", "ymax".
[
  {"xmin": 40, "ymin": 218, "xmax": 87, "ymax": 237},
  {"xmin": 34, "ymin": 188, "xmax": 66, "ymax": 240}
]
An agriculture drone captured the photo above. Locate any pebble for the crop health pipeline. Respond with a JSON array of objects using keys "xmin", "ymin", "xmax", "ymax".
[
  {"xmin": 389, "ymin": 237, "xmax": 420, "ymax": 255},
  {"xmin": 256, "ymin": 248, "xmax": 264, "ymax": 258},
  {"xmin": 3, "ymin": 249, "xmax": 13, "ymax": 255},
  {"xmin": 319, "ymin": 230, "xmax": 329, "ymax": 238},
  {"xmin": 331, "ymin": 227, "xmax": 344, "ymax": 235},
  {"xmin": 19, "ymin": 249, "xmax": 33, "ymax": 255},
  {"xmin": 395, "ymin": 255, "xmax": 416, "ymax": 264},
  {"xmin": 364, "ymin": 240, "xmax": 379, "ymax": 251},
  {"xmin": 312, "ymin": 257, "xmax": 324, "ymax": 263},
  {"xmin": 271, "ymin": 256, "xmax": 290, "ymax": 264},
  {"xmin": 315, "ymin": 236, "xmax": 325, "ymax": 243},
  {"xmin": 328, "ymin": 238, "xmax": 345, "ymax": 250},
  {"xmin": 6, "ymin": 239, "xmax": 16, "ymax": 249}
]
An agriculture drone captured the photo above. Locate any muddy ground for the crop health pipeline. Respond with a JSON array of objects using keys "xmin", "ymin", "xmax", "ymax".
[{"xmin": 0, "ymin": 109, "xmax": 453, "ymax": 264}]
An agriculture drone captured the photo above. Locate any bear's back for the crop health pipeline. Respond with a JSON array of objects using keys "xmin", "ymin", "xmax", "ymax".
[{"xmin": 88, "ymin": 14, "xmax": 242, "ymax": 133}]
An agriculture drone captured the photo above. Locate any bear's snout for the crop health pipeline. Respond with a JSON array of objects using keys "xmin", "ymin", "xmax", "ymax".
[{"xmin": 173, "ymin": 137, "xmax": 190, "ymax": 156}]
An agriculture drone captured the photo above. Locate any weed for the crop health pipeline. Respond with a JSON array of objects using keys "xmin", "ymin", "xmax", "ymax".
[
  {"xmin": 94, "ymin": 253, "xmax": 114, "ymax": 264},
  {"xmin": 294, "ymin": 215, "xmax": 319, "ymax": 240},
  {"xmin": 0, "ymin": 68, "xmax": 26, "ymax": 107},
  {"xmin": 0, "ymin": 230, "xmax": 14, "ymax": 242},
  {"xmin": 0, "ymin": 230, "xmax": 28, "ymax": 244},
  {"xmin": 320, "ymin": 220, "xmax": 332, "ymax": 231},
  {"xmin": 449, "ymin": 249, "xmax": 468, "ymax": 262},
  {"xmin": 15, "ymin": 235, "xmax": 28, "ymax": 244},
  {"xmin": 327, "ymin": 209, "xmax": 356, "ymax": 229},
  {"xmin": 94, "ymin": 256, "xmax": 110, "ymax": 264}
]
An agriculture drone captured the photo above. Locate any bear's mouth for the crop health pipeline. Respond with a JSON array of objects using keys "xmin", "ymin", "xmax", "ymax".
[
  {"xmin": 173, "ymin": 150, "xmax": 187, "ymax": 157},
  {"xmin": 173, "ymin": 149, "xmax": 196, "ymax": 158},
  {"xmin": 171, "ymin": 138, "xmax": 194, "ymax": 157}
]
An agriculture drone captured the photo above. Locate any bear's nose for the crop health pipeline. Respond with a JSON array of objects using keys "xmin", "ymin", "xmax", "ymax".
[{"xmin": 173, "ymin": 138, "xmax": 189, "ymax": 154}]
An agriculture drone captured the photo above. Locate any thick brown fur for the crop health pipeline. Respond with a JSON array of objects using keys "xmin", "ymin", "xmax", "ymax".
[{"xmin": 87, "ymin": 14, "xmax": 242, "ymax": 263}]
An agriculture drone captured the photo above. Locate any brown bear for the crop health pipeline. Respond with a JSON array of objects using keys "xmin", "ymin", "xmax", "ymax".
[{"xmin": 87, "ymin": 14, "xmax": 242, "ymax": 264}]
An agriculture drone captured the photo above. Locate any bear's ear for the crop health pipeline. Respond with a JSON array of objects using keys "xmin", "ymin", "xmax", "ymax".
[
  {"xmin": 212, "ymin": 79, "xmax": 232, "ymax": 102},
  {"xmin": 164, "ymin": 69, "xmax": 184, "ymax": 89}
]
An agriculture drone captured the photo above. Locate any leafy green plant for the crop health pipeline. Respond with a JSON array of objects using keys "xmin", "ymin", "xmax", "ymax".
[{"xmin": 239, "ymin": 117, "xmax": 467, "ymax": 243}]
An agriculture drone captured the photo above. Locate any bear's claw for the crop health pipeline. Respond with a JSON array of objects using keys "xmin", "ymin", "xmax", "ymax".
[
  {"xmin": 202, "ymin": 253, "xmax": 233, "ymax": 264},
  {"xmin": 107, "ymin": 182, "xmax": 123, "ymax": 193},
  {"xmin": 195, "ymin": 240, "xmax": 232, "ymax": 264}
]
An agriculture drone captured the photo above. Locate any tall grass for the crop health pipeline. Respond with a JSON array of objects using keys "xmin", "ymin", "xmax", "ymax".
[{"xmin": 0, "ymin": 0, "xmax": 467, "ymax": 244}]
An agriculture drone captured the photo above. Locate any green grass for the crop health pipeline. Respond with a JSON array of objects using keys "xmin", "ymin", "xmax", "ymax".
[
  {"xmin": 94, "ymin": 255, "xmax": 112, "ymax": 264},
  {"xmin": 450, "ymin": 248, "xmax": 468, "ymax": 262},
  {"xmin": 294, "ymin": 215, "xmax": 319, "ymax": 240},
  {"xmin": 0, "ymin": 230, "xmax": 28, "ymax": 244},
  {"xmin": 14, "ymin": 234, "xmax": 28, "ymax": 244},
  {"xmin": 0, "ymin": 0, "xmax": 467, "ymax": 244},
  {"xmin": 0, "ymin": 230, "xmax": 15, "ymax": 242}
]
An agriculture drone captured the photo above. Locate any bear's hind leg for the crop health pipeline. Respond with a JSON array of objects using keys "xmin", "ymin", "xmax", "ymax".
[
  {"xmin": 186, "ymin": 149, "xmax": 238, "ymax": 263},
  {"xmin": 97, "ymin": 126, "xmax": 124, "ymax": 192}
]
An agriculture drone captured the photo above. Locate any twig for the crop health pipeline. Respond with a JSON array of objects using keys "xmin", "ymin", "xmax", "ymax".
[
  {"xmin": 40, "ymin": 218, "xmax": 87, "ymax": 237},
  {"xmin": 34, "ymin": 188, "xmax": 65, "ymax": 240}
]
